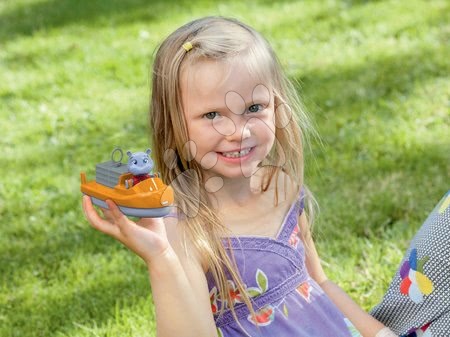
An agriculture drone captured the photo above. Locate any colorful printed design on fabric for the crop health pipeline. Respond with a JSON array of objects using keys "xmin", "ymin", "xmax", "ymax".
[
  {"xmin": 438, "ymin": 191, "xmax": 450, "ymax": 214},
  {"xmin": 247, "ymin": 269, "xmax": 269, "ymax": 298},
  {"xmin": 227, "ymin": 280, "xmax": 243, "ymax": 304},
  {"xmin": 344, "ymin": 318, "xmax": 362, "ymax": 337},
  {"xmin": 402, "ymin": 322, "xmax": 432, "ymax": 337},
  {"xmin": 248, "ymin": 280, "xmax": 316, "ymax": 326},
  {"xmin": 217, "ymin": 327, "xmax": 224, "ymax": 337},
  {"xmin": 210, "ymin": 286, "xmax": 219, "ymax": 314},
  {"xmin": 248, "ymin": 304, "xmax": 276, "ymax": 326},
  {"xmin": 288, "ymin": 224, "xmax": 300, "ymax": 248},
  {"xmin": 210, "ymin": 269, "xmax": 269, "ymax": 315},
  {"xmin": 246, "ymin": 270, "xmax": 304, "ymax": 327},
  {"xmin": 246, "ymin": 269, "xmax": 276, "ymax": 327},
  {"xmin": 209, "ymin": 280, "xmax": 242, "ymax": 313},
  {"xmin": 400, "ymin": 248, "xmax": 434, "ymax": 304},
  {"xmin": 296, "ymin": 281, "xmax": 312, "ymax": 303}
]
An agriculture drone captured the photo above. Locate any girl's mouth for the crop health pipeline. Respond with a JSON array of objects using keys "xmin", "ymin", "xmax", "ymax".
[{"xmin": 218, "ymin": 147, "xmax": 254, "ymax": 160}]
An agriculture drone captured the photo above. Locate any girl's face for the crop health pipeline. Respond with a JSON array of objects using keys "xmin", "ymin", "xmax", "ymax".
[{"xmin": 180, "ymin": 58, "xmax": 276, "ymax": 180}]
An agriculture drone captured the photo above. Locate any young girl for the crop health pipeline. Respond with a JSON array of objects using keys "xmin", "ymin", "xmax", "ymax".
[{"xmin": 82, "ymin": 17, "xmax": 449, "ymax": 337}]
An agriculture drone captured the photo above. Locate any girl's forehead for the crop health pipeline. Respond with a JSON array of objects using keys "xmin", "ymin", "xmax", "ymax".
[{"xmin": 181, "ymin": 58, "xmax": 271, "ymax": 112}]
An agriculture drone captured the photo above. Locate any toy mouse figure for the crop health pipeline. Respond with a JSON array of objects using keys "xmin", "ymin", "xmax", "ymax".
[{"xmin": 125, "ymin": 149, "xmax": 153, "ymax": 188}]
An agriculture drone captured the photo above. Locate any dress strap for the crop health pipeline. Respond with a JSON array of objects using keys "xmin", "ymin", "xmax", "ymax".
[{"xmin": 276, "ymin": 188, "xmax": 305, "ymax": 243}]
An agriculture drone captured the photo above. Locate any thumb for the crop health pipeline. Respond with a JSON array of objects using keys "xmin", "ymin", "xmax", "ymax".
[{"xmin": 105, "ymin": 200, "xmax": 135, "ymax": 235}]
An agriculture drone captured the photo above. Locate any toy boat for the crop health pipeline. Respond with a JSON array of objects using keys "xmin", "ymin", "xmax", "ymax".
[{"xmin": 80, "ymin": 148, "xmax": 174, "ymax": 217}]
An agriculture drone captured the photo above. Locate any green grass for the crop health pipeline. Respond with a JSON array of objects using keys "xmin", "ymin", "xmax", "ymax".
[{"xmin": 1, "ymin": 0, "xmax": 449, "ymax": 336}]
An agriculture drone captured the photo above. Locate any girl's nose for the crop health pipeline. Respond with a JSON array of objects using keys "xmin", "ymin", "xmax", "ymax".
[{"xmin": 225, "ymin": 117, "xmax": 251, "ymax": 142}]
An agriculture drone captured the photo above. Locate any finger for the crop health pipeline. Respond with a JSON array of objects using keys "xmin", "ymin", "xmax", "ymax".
[
  {"xmin": 100, "ymin": 207, "xmax": 114, "ymax": 222},
  {"xmin": 82, "ymin": 196, "xmax": 120, "ymax": 237},
  {"xmin": 105, "ymin": 199, "xmax": 134, "ymax": 235}
]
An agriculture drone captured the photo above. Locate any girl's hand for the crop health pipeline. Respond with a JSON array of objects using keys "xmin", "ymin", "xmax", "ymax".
[{"xmin": 82, "ymin": 195, "xmax": 170, "ymax": 264}]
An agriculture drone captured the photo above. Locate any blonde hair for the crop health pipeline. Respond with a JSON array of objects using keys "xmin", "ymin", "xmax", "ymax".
[{"xmin": 149, "ymin": 16, "xmax": 313, "ymax": 325}]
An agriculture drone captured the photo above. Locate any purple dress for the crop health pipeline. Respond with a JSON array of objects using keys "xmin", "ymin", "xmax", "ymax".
[{"xmin": 206, "ymin": 196, "xmax": 362, "ymax": 337}]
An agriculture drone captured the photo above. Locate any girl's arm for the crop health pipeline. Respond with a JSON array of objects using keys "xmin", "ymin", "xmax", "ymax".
[
  {"xmin": 151, "ymin": 215, "xmax": 218, "ymax": 337},
  {"xmin": 298, "ymin": 212, "xmax": 388, "ymax": 337},
  {"xmin": 82, "ymin": 196, "xmax": 217, "ymax": 337}
]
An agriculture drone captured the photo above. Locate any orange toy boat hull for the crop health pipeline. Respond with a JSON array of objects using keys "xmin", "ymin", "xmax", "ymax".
[{"xmin": 80, "ymin": 172, "xmax": 174, "ymax": 217}]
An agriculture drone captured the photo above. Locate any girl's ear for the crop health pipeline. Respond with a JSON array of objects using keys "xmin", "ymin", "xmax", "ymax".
[
  {"xmin": 146, "ymin": 149, "xmax": 152, "ymax": 155},
  {"xmin": 127, "ymin": 151, "xmax": 133, "ymax": 158}
]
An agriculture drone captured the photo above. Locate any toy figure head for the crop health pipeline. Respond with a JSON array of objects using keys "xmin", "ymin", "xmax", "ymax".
[{"xmin": 126, "ymin": 149, "xmax": 153, "ymax": 176}]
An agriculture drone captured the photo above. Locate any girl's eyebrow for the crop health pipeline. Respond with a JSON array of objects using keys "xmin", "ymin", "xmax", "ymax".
[{"xmin": 201, "ymin": 105, "xmax": 226, "ymax": 112}]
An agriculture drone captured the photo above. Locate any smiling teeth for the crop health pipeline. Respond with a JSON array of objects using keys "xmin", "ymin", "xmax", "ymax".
[{"xmin": 221, "ymin": 148, "xmax": 251, "ymax": 158}]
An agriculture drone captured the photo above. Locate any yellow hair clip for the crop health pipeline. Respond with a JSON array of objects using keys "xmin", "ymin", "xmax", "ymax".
[{"xmin": 182, "ymin": 41, "xmax": 193, "ymax": 52}]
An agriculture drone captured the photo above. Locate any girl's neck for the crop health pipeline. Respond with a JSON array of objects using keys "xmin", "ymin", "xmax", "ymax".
[
  {"xmin": 206, "ymin": 169, "xmax": 297, "ymax": 238},
  {"xmin": 205, "ymin": 172, "xmax": 263, "ymax": 210}
]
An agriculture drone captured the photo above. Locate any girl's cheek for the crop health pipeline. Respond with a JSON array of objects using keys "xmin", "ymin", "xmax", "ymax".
[
  {"xmin": 200, "ymin": 151, "xmax": 219, "ymax": 170},
  {"xmin": 185, "ymin": 140, "xmax": 197, "ymax": 161}
]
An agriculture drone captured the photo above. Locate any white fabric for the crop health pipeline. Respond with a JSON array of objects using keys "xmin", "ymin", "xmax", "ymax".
[{"xmin": 375, "ymin": 327, "xmax": 398, "ymax": 337}]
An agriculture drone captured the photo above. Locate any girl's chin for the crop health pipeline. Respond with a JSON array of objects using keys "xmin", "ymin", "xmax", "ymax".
[{"xmin": 208, "ymin": 164, "xmax": 260, "ymax": 180}]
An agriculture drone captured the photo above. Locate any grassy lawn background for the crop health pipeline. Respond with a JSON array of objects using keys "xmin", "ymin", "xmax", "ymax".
[{"xmin": 1, "ymin": 0, "xmax": 448, "ymax": 336}]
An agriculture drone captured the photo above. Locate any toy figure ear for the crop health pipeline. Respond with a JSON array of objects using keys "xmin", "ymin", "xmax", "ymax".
[
  {"xmin": 146, "ymin": 149, "xmax": 152, "ymax": 155},
  {"xmin": 127, "ymin": 151, "xmax": 133, "ymax": 158}
]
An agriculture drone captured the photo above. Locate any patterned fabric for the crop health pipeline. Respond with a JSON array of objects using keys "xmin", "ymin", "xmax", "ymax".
[
  {"xmin": 371, "ymin": 191, "xmax": 450, "ymax": 337},
  {"xmin": 206, "ymin": 193, "xmax": 362, "ymax": 337}
]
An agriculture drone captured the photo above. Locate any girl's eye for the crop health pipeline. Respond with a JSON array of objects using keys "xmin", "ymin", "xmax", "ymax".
[
  {"xmin": 248, "ymin": 104, "xmax": 262, "ymax": 113},
  {"xmin": 203, "ymin": 111, "xmax": 219, "ymax": 119}
]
